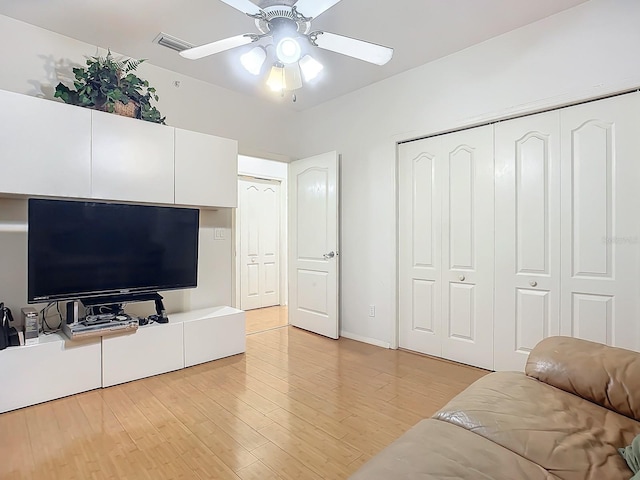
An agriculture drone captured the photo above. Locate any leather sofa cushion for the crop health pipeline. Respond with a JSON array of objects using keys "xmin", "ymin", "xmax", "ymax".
[
  {"xmin": 526, "ymin": 336, "xmax": 640, "ymax": 422},
  {"xmin": 434, "ymin": 372, "xmax": 640, "ymax": 480},
  {"xmin": 349, "ymin": 418, "xmax": 560, "ymax": 480}
]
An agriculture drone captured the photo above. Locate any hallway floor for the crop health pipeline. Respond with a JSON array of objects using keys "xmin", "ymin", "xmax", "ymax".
[{"xmin": 245, "ymin": 305, "xmax": 288, "ymax": 335}]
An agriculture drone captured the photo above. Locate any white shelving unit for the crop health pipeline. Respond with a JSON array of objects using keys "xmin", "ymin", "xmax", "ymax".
[
  {"xmin": 100, "ymin": 306, "xmax": 245, "ymax": 387},
  {"xmin": 177, "ymin": 306, "xmax": 246, "ymax": 368},
  {"xmin": 0, "ymin": 306, "xmax": 245, "ymax": 411},
  {"xmin": 101, "ymin": 317, "xmax": 185, "ymax": 388},
  {"xmin": 0, "ymin": 333, "xmax": 102, "ymax": 414}
]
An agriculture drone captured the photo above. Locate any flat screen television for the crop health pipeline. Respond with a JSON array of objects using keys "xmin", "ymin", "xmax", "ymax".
[{"xmin": 28, "ymin": 199, "xmax": 199, "ymax": 303}]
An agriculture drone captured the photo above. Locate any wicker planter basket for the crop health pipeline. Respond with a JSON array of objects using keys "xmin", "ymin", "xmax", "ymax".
[{"xmin": 113, "ymin": 100, "xmax": 139, "ymax": 118}]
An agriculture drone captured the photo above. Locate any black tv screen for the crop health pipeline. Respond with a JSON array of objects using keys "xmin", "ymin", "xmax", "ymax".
[{"xmin": 28, "ymin": 199, "xmax": 199, "ymax": 303}]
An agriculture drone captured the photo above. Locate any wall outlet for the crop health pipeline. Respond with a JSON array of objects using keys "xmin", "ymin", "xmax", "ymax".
[
  {"xmin": 369, "ymin": 305, "xmax": 376, "ymax": 317},
  {"xmin": 214, "ymin": 228, "xmax": 225, "ymax": 240}
]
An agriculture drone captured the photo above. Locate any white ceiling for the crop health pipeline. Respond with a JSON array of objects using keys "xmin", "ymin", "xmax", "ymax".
[{"xmin": 0, "ymin": 0, "xmax": 588, "ymax": 111}]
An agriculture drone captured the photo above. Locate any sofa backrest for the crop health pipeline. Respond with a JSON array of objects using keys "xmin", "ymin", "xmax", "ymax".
[{"xmin": 526, "ymin": 336, "xmax": 640, "ymax": 421}]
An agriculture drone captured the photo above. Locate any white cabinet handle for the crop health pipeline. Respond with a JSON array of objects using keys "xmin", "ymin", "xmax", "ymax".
[
  {"xmin": 459, "ymin": 275, "xmax": 465, "ymax": 282},
  {"xmin": 251, "ymin": 257, "xmax": 256, "ymax": 263},
  {"xmin": 530, "ymin": 281, "xmax": 537, "ymax": 287}
]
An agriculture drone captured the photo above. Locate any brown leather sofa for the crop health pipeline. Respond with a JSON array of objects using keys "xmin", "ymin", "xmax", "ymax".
[{"xmin": 350, "ymin": 337, "xmax": 640, "ymax": 479}]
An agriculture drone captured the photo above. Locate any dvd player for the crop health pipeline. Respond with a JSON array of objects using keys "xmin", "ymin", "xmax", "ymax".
[{"xmin": 63, "ymin": 316, "xmax": 139, "ymax": 339}]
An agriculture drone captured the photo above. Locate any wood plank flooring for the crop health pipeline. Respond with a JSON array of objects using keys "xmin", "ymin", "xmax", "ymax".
[
  {"xmin": 245, "ymin": 306, "xmax": 288, "ymax": 335},
  {"xmin": 0, "ymin": 326, "xmax": 488, "ymax": 480}
]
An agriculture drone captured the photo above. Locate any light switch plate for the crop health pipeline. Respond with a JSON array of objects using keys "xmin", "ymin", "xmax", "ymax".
[{"xmin": 214, "ymin": 228, "xmax": 225, "ymax": 240}]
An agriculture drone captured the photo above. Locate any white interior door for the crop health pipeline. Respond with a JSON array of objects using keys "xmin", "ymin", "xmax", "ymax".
[
  {"xmin": 560, "ymin": 93, "xmax": 640, "ymax": 351},
  {"xmin": 398, "ymin": 137, "xmax": 443, "ymax": 357},
  {"xmin": 239, "ymin": 178, "xmax": 280, "ymax": 311},
  {"xmin": 399, "ymin": 126, "xmax": 494, "ymax": 370},
  {"xmin": 289, "ymin": 151, "xmax": 339, "ymax": 339},
  {"xmin": 440, "ymin": 126, "xmax": 494, "ymax": 370},
  {"xmin": 494, "ymin": 110, "xmax": 561, "ymax": 372}
]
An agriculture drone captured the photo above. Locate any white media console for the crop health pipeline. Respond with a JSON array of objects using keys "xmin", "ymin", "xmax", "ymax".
[{"xmin": 0, "ymin": 306, "xmax": 245, "ymax": 413}]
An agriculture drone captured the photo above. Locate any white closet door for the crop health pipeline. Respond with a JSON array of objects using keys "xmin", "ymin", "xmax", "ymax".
[
  {"xmin": 240, "ymin": 178, "xmax": 281, "ymax": 310},
  {"xmin": 560, "ymin": 93, "xmax": 640, "ymax": 351},
  {"xmin": 440, "ymin": 125, "xmax": 494, "ymax": 370},
  {"xmin": 494, "ymin": 111, "xmax": 561, "ymax": 371},
  {"xmin": 398, "ymin": 137, "xmax": 443, "ymax": 357}
]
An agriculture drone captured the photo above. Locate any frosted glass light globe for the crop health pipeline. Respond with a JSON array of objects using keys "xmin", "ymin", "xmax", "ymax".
[{"xmin": 276, "ymin": 37, "xmax": 302, "ymax": 64}]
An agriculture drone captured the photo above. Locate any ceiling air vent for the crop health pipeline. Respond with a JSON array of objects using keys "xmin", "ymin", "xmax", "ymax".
[{"xmin": 153, "ymin": 32, "xmax": 195, "ymax": 52}]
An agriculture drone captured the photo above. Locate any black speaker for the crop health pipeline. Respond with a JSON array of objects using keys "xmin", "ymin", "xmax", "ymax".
[{"xmin": 66, "ymin": 301, "xmax": 78, "ymax": 324}]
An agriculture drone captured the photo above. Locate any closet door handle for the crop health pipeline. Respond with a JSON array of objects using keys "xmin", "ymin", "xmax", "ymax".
[
  {"xmin": 323, "ymin": 251, "xmax": 335, "ymax": 260},
  {"xmin": 459, "ymin": 275, "xmax": 465, "ymax": 282},
  {"xmin": 530, "ymin": 281, "xmax": 538, "ymax": 287}
]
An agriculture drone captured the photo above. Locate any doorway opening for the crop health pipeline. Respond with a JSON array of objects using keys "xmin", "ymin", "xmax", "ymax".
[{"xmin": 235, "ymin": 155, "xmax": 289, "ymax": 335}]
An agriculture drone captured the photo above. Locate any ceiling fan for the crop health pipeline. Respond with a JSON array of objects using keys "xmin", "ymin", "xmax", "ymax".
[{"xmin": 178, "ymin": 0, "xmax": 393, "ymax": 93}]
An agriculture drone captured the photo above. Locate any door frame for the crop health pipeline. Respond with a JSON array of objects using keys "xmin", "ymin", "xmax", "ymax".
[{"xmin": 234, "ymin": 158, "xmax": 288, "ymax": 312}]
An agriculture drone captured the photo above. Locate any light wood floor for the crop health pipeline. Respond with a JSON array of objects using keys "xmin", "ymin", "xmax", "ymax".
[
  {"xmin": 0, "ymin": 327, "xmax": 487, "ymax": 480},
  {"xmin": 245, "ymin": 306, "xmax": 288, "ymax": 335}
]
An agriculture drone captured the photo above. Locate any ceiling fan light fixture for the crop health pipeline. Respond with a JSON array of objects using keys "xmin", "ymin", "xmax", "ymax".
[
  {"xmin": 299, "ymin": 55, "xmax": 324, "ymax": 82},
  {"xmin": 276, "ymin": 37, "xmax": 302, "ymax": 64},
  {"xmin": 266, "ymin": 64, "xmax": 286, "ymax": 92},
  {"xmin": 240, "ymin": 46, "xmax": 267, "ymax": 75},
  {"xmin": 284, "ymin": 63, "xmax": 303, "ymax": 90}
]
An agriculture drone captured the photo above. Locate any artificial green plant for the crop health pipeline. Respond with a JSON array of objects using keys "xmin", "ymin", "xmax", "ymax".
[{"xmin": 54, "ymin": 51, "xmax": 166, "ymax": 124}]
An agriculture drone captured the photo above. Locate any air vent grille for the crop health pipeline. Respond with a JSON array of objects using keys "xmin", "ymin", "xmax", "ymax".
[{"xmin": 153, "ymin": 32, "xmax": 195, "ymax": 52}]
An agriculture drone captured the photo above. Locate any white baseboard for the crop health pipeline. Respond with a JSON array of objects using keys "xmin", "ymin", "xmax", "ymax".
[{"xmin": 340, "ymin": 330, "xmax": 391, "ymax": 349}]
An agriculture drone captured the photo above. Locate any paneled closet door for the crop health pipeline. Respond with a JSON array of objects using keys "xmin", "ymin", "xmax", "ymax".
[
  {"xmin": 239, "ymin": 178, "xmax": 281, "ymax": 311},
  {"xmin": 560, "ymin": 93, "xmax": 640, "ymax": 351},
  {"xmin": 398, "ymin": 137, "xmax": 443, "ymax": 358},
  {"xmin": 440, "ymin": 126, "xmax": 495, "ymax": 370},
  {"xmin": 494, "ymin": 111, "xmax": 561, "ymax": 371}
]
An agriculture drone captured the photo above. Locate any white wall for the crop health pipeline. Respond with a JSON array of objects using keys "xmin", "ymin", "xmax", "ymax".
[
  {"xmin": 291, "ymin": 0, "xmax": 640, "ymax": 346},
  {"xmin": 3, "ymin": 0, "xmax": 640, "ymax": 346}
]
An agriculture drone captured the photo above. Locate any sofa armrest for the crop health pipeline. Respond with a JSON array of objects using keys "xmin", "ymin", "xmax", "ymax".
[{"xmin": 526, "ymin": 336, "xmax": 640, "ymax": 421}]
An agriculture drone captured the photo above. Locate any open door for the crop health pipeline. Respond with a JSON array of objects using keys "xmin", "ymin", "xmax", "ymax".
[{"xmin": 289, "ymin": 151, "xmax": 339, "ymax": 339}]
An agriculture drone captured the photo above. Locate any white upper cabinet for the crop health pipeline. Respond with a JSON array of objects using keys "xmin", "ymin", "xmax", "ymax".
[
  {"xmin": 174, "ymin": 128, "xmax": 238, "ymax": 207},
  {"xmin": 91, "ymin": 110, "xmax": 175, "ymax": 204},
  {"xmin": 0, "ymin": 90, "xmax": 91, "ymax": 198},
  {"xmin": 0, "ymin": 90, "xmax": 238, "ymax": 207}
]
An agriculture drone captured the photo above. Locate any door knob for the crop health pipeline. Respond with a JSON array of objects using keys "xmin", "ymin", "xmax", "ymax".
[
  {"xmin": 530, "ymin": 281, "xmax": 537, "ymax": 287},
  {"xmin": 459, "ymin": 275, "xmax": 465, "ymax": 282},
  {"xmin": 323, "ymin": 251, "xmax": 335, "ymax": 259},
  {"xmin": 251, "ymin": 257, "xmax": 256, "ymax": 263}
]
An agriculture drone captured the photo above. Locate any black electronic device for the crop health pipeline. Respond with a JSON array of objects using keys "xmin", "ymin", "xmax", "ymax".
[
  {"xmin": 0, "ymin": 303, "xmax": 10, "ymax": 350},
  {"xmin": 65, "ymin": 300, "xmax": 79, "ymax": 325},
  {"xmin": 27, "ymin": 199, "xmax": 200, "ymax": 304}
]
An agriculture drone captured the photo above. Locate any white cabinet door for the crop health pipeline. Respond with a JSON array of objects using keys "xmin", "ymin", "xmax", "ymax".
[
  {"xmin": 91, "ymin": 110, "xmax": 174, "ymax": 204},
  {"xmin": 560, "ymin": 93, "xmax": 640, "ymax": 351},
  {"xmin": 494, "ymin": 111, "xmax": 561, "ymax": 371},
  {"xmin": 440, "ymin": 126, "xmax": 494, "ymax": 370},
  {"xmin": 398, "ymin": 137, "xmax": 443, "ymax": 358},
  {"xmin": 239, "ymin": 178, "xmax": 281, "ymax": 310},
  {"xmin": 0, "ymin": 90, "xmax": 91, "ymax": 198},
  {"xmin": 175, "ymin": 128, "xmax": 238, "ymax": 207},
  {"xmin": 399, "ymin": 125, "xmax": 494, "ymax": 370}
]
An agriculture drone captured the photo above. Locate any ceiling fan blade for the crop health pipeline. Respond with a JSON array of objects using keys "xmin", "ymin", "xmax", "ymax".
[
  {"xmin": 294, "ymin": 0, "xmax": 342, "ymax": 19},
  {"xmin": 312, "ymin": 32, "xmax": 393, "ymax": 65},
  {"xmin": 218, "ymin": 0, "xmax": 262, "ymax": 16},
  {"xmin": 180, "ymin": 34, "xmax": 255, "ymax": 60}
]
